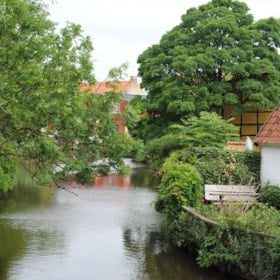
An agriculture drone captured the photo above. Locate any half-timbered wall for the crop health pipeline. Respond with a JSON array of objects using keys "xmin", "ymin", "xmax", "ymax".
[{"xmin": 223, "ymin": 105, "xmax": 272, "ymax": 140}]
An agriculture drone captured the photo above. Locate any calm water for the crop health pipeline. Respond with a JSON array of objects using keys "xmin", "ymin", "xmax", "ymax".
[{"xmin": 0, "ymin": 164, "xmax": 241, "ymax": 280}]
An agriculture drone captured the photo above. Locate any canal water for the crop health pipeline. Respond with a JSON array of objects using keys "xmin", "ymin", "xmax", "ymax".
[{"xmin": 0, "ymin": 163, "xmax": 241, "ymax": 280}]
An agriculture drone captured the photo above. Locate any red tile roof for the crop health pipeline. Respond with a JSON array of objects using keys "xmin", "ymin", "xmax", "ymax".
[
  {"xmin": 92, "ymin": 81, "xmax": 130, "ymax": 94},
  {"xmin": 80, "ymin": 76, "xmax": 144, "ymax": 95},
  {"xmin": 80, "ymin": 81, "xmax": 129, "ymax": 94},
  {"xmin": 254, "ymin": 104, "xmax": 280, "ymax": 144}
]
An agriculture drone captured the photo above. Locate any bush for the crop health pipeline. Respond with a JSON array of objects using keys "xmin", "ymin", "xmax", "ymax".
[
  {"xmin": 198, "ymin": 203, "xmax": 280, "ymax": 237},
  {"xmin": 177, "ymin": 147, "xmax": 260, "ymax": 185},
  {"xmin": 234, "ymin": 151, "xmax": 261, "ymax": 183},
  {"xmin": 155, "ymin": 156, "xmax": 203, "ymax": 244},
  {"xmin": 170, "ymin": 111, "xmax": 239, "ymax": 149},
  {"xmin": 259, "ymin": 185, "xmax": 280, "ymax": 210},
  {"xmin": 184, "ymin": 204, "xmax": 280, "ymax": 279},
  {"xmin": 156, "ymin": 156, "xmax": 203, "ymax": 210}
]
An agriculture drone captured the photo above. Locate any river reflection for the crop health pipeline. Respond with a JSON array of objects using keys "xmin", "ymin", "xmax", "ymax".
[{"xmin": 0, "ymin": 165, "xmax": 241, "ymax": 280}]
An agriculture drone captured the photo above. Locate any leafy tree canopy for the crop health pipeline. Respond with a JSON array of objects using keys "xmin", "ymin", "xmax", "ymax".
[
  {"xmin": 0, "ymin": 0, "xmax": 130, "ymax": 192},
  {"xmin": 137, "ymin": 0, "xmax": 280, "ymax": 139}
]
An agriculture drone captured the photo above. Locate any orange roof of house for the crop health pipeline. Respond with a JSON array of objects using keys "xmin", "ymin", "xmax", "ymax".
[
  {"xmin": 92, "ymin": 81, "xmax": 130, "ymax": 94},
  {"xmin": 254, "ymin": 104, "xmax": 280, "ymax": 144},
  {"xmin": 80, "ymin": 76, "xmax": 144, "ymax": 95},
  {"xmin": 80, "ymin": 81, "xmax": 128, "ymax": 94}
]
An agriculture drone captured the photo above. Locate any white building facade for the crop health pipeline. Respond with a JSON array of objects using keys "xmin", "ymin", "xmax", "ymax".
[
  {"xmin": 254, "ymin": 104, "xmax": 280, "ymax": 187},
  {"xmin": 260, "ymin": 144, "xmax": 280, "ymax": 186}
]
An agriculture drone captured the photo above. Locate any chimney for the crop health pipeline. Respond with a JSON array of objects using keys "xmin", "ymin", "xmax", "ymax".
[
  {"xmin": 127, "ymin": 76, "xmax": 143, "ymax": 94},
  {"xmin": 130, "ymin": 76, "xmax": 138, "ymax": 83}
]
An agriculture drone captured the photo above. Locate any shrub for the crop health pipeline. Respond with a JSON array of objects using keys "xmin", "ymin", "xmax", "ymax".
[
  {"xmin": 177, "ymin": 147, "xmax": 260, "ymax": 185},
  {"xmin": 186, "ymin": 204, "xmax": 280, "ymax": 279},
  {"xmin": 259, "ymin": 184, "xmax": 280, "ymax": 210},
  {"xmin": 170, "ymin": 111, "xmax": 239, "ymax": 149},
  {"xmin": 155, "ymin": 156, "xmax": 203, "ymax": 244},
  {"xmin": 156, "ymin": 156, "xmax": 203, "ymax": 209},
  {"xmin": 234, "ymin": 151, "xmax": 261, "ymax": 184},
  {"xmin": 198, "ymin": 203, "xmax": 280, "ymax": 237}
]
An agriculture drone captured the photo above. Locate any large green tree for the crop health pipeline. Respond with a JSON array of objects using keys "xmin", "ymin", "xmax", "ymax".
[
  {"xmin": 137, "ymin": 0, "xmax": 280, "ymax": 139},
  {"xmin": 0, "ymin": 0, "xmax": 128, "ymax": 193}
]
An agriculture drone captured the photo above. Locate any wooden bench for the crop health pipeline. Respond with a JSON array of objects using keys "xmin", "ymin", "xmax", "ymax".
[{"xmin": 204, "ymin": 184, "xmax": 259, "ymax": 210}]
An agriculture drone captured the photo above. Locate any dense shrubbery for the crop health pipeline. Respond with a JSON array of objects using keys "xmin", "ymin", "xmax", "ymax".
[
  {"xmin": 155, "ymin": 156, "xmax": 203, "ymax": 213},
  {"xmin": 150, "ymin": 105, "xmax": 279, "ymax": 279},
  {"xmin": 143, "ymin": 111, "xmax": 240, "ymax": 170},
  {"xmin": 154, "ymin": 146, "xmax": 279, "ymax": 279},
  {"xmin": 177, "ymin": 148, "xmax": 261, "ymax": 185},
  {"xmin": 154, "ymin": 155, "xmax": 203, "ymax": 244},
  {"xmin": 182, "ymin": 206, "xmax": 280, "ymax": 280},
  {"xmin": 198, "ymin": 203, "xmax": 280, "ymax": 237},
  {"xmin": 145, "ymin": 111, "xmax": 260, "ymax": 186},
  {"xmin": 259, "ymin": 185, "xmax": 280, "ymax": 210}
]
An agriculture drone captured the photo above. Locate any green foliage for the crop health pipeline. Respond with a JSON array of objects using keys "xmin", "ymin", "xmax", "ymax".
[
  {"xmin": 0, "ymin": 0, "xmax": 133, "ymax": 193},
  {"xmin": 0, "ymin": 0, "xmax": 93, "ymax": 189},
  {"xmin": 106, "ymin": 132, "xmax": 146, "ymax": 167},
  {"xmin": 179, "ymin": 205, "xmax": 280, "ymax": 279},
  {"xmin": 137, "ymin": 0, "xmax": 280, "ymax": 138},
  {"xmin": 199, "ymin": 203, "xmax": 280, "ymax": 237},
  {"xmin": 134, "ymin": 115, "xmax": 171, "ymax": 142},
  {"xmin": 145, "ymin": 134, "xmax": 185, "ymax": 169},
  {"xmin": 171, "ymin": 111, "xmax": 239, "ymax": 149},
  {"xmin": 73, "ymin": 133, "xmax": 145, "ymax": 180},
  {"xmin": 132, "ymin": 143, "xmax": 146, "ymax": 163},
  {"xmin": 259, "ymin": 185, "xmax": 280, "ymax": 210},
  {"xmin": 197, "ymin": 229, "xmax": 238, "ymax": 269},
  {"xmin": 144, "ymin": 111, "xmax": 240, "ymax": 171},
  {"xmin": 234, "ymin": 150, "xmax": 261, "ymax": 183},
  {"xmin": 155, "ymin": 156, "xmax": 203, "ymax": 243},
  {"xmin": 0, "ymin": 156, "xmax": 18, "ymax": 194},
  {"xmin": 166, "ymin": 211, "xmax": 194, "ymax": 247},
  {"xmin": 178, "ymin": 148, "xmax": 261, "ymax": 185},
  {"xmin": 155, "ymin": 160, "xmax": 203, "ymax": 245},
  {"xmin": 195, "ymin": 202, "xmax": 280, "ymax": 278},
  {"xmin": 124, "ymin": 95, "xmax": 147, "ymax": 137},
  {"xmin": 106, "ymin": 132, "xmax": 139, "ymax": 159},
  {"xmin": 106, "ymin": 62, "xmax": 128, "ymax": 81},
  {"xmin": 124, "ymin": 103, "xmax": 141, "ymax": 134},
  {"xmin": 75, "ymin": 167, "xmax": 94, "ymax": 184}
]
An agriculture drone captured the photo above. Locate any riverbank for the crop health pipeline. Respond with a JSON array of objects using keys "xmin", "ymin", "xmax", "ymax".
[{"xmin": 181, "ymin": 205, "xmax": 280, "ymax": 280}]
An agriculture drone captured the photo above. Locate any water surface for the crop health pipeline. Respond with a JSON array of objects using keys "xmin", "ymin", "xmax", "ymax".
[{"xmin": 0, "ymin": 166, "xmax": 241, "ymax": 280}]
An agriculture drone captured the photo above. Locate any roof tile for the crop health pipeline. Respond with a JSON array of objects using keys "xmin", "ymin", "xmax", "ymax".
[
  {"xmin": 92, "ymin": 81, "xmax": 130, "ymax": 94},
  {"xmin": 80, "ymin": 76, "xmax": 144, "ymax": 95},
  {"xmin": 254, "ymin": 104, "xmax": 280, "ymax": 144}
]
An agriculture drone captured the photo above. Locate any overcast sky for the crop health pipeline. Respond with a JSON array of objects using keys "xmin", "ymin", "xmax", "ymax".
[{"xmin": 45, "ymin": 0, "xmax": 279, "ymax": 81}]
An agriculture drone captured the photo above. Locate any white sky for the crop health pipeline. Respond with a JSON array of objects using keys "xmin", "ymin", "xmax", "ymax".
[{"xmin": 45, "ymin": 0, "xmax": 279, "ymax": 81}]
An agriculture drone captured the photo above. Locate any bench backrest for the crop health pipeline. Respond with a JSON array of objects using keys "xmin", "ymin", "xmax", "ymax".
[{"xmin": 205, "ymin": 184, "xmax": 258, "ymax": 202}]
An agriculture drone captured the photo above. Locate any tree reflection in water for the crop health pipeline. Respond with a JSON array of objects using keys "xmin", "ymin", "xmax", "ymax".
[
  {"xmin": 0, "ymin": 222, "xmax": 27, "ymax": 280},
  {"xmin": 122, "ymin": 225, "xmax": 242, "ymax": 280}
]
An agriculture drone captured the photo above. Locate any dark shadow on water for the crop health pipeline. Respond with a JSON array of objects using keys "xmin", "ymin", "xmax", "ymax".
[
  {"xmin": 122, "ymin": 226, "xmax": 244, "ymax": 280},
  {"xmin": 130, "ymin": 165, "xmax": 161, "ymax": 189},
  {"xmin": 0, "ymin": 222, "xmax": 28, "ymax": 280}
]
